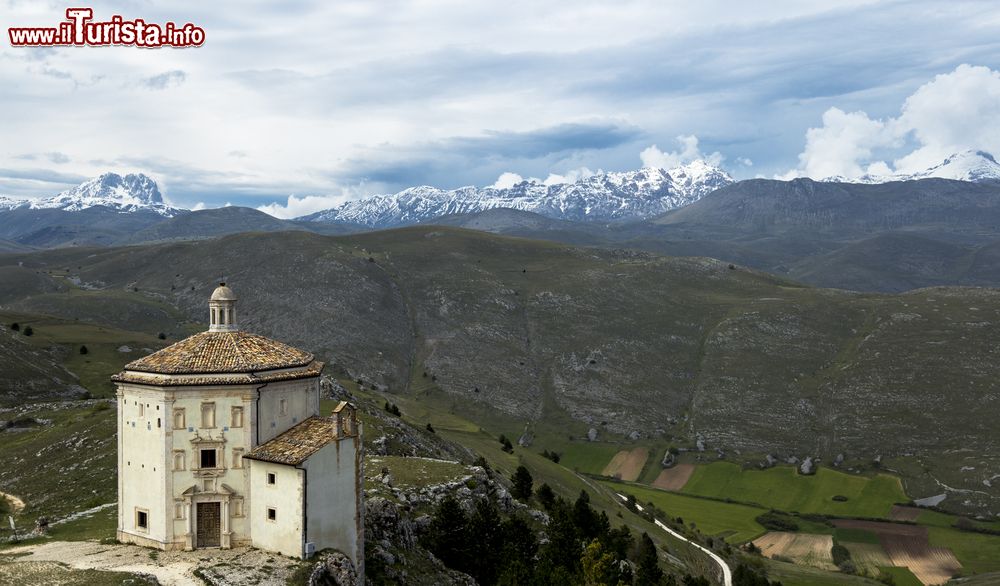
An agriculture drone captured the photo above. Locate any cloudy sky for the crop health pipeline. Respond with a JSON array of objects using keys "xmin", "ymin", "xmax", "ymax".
[{"xmin": 2, "ymin": 1, "xmax": 1000, "ymax": 217}]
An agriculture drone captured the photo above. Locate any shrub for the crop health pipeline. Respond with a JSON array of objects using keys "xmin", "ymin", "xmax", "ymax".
[
  {"xmin": 23, "ymin": 326, "xmax": 33, "ymax": 336},
  {"xmin": 426, "ymin": 422, "xmax": 435, "ymax": 433},
  {"xmin": 157, "ymin": 332, "xmax": 166, "ymax": 340},
  {"xmin": 832, "ymin": 495, "xmax": 849, "ymax": 502},
  {"xmin": 756, "ymin": 512, "xmax": 796, "ymax": 531},
  {"xmin": 756, "ymin": 511, "xmax": 799, "ymax": 532},
  {"xmin": 831, "ymin": 543, "xmax": 851, "ymax": 566},
  {"xmin": 79, "ymin": 345, "xmax": 88, "ymax": 355},
  {"xmin": 9, "ymin": 322, "xmax": 19, "ymax": 331}
]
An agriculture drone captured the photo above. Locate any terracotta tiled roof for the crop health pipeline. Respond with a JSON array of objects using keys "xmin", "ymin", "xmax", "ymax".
[
  {"xmin": 245, "ymin": 416, "xmax": 336, "ymax": 465},
  {"xmin": 122, "ymin": 331, "xmax": 314, "ymax": 375},
  {"xmin": 111, "ymin": 360, "xmax": 323, "ymax": 386}
]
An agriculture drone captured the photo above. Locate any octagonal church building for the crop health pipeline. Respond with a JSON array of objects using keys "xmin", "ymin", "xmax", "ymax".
[{"xmin": 112, "ymin": 283, "xmax": 363, "ymax": 574}]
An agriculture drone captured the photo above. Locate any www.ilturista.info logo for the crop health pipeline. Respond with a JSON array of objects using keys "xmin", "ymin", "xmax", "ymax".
[{"xmin": 8, "ymin": 8, "xmax": 205, "ymax": 48}]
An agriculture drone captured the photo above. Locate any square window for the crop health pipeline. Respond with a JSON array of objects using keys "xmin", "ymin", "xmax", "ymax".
[
  {"xmin": 267, "ymin": 472, "xmax": 276, "ymax": 485},
  {"xmin": 267, "ymin": 507, "xmax": 276, "ymax": 521},
  {"xmin": 200, "ymin": 448, "xmax": 217, "ymax": 469},
  {"xmin": 136, "ymin": 509, "xmax": 149, "ymax": 530}
]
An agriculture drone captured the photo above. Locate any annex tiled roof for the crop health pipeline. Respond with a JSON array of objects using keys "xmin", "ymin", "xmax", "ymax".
[
  {"xmin": 245, "ymin": 416, "xmax": 336, "ymax": 466},
  {"xmin": 122, "ymin": 330, "xmax": 314, "ymax": 375}
]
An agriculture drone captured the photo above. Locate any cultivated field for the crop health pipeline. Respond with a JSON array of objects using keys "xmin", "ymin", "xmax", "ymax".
[
  {"xmin": 752, "ymin": 531, "xmax": 836, "ymax": 570},
  {"xmin": 680, "ymin": 462, "xmax": 907, "ymax": 517},
  {"xmin": 653, "ymin": 463, "xmax": 695, "ymax": 490},
  {"xmin": 601, "ymin": 447, "xmax": 649, "ymax": 482},
  {"xmin": 833, "ymin": 520, "xmax": 962, "ymax": 586}
]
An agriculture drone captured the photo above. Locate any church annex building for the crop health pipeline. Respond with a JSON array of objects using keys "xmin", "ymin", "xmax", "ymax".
[{"xmin": 112, "ymin": 283, "xmax": 363, "ymax": 573}]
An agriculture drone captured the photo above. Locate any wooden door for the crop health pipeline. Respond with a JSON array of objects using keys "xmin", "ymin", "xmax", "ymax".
[{"xmin": 196, "ymin": 502, "xmax": 221, "ymax": 548}]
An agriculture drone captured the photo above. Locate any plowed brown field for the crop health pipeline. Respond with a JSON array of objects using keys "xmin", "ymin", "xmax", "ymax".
[{"xmin": 832, "ymin": 520, "xmax": 961, "ymax": 585}]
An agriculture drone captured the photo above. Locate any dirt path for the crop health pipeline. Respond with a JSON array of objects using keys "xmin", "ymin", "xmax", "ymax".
[{"xmin": 0, "ymin": 492, "xmax": 25, "ymax": 514}]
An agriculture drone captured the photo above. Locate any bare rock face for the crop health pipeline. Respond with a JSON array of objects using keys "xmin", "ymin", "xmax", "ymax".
[
  {"xmin": 661, "ymin": 450, "xmax": 676, "ymax": 468},
  {"xmin": 309, "ymin": 551, "xmax": 358, "ymax": 586},
  {"xmin": 587, "ymin": 428, "xmax": 598, "ymax": 442},
  {"xmin": 799, "ymin": 456, "xmax": 815, "ymax": 476}
]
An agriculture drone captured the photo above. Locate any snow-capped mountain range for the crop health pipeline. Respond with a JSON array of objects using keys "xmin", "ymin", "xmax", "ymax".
[
  {"xmin": 303, "ymin": 161, "xmax": 735, "ymax": 227},
  {"xmin": 821, "ymin": 150, "xmax": 1000, "ymax": 184},
  {"xmin": 2, "ymin": 151, "xmax": 999, "ymax": 229},
  {"xmin": 0, "ymin": 173, "xmax": 180, "ymax": 217}
]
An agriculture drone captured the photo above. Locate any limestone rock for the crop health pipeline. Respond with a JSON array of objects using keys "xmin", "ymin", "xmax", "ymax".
[
  {"xmin": 587, "ymin": 428, "xmax": 598, "ymax": 442},
  {"xmin": 309, "ymin": 550, "xmax": 358, "ymax": 586}
]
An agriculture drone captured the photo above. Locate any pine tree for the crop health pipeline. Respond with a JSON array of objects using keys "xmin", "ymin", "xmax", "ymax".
[
  {"xmin": 510, "ymin": 465, "xmax": 533, "ymax": 501},
  {"xmin": 635, "ymin": 532, "xmax": 664, "ymax": 586},
  {"xmin": 536, "ymin": 483, "xmax": 556, "ymax": 510},
  {"xmin": 468, "ymin": 498, "xmax": 503, "ymax": 585},
  {"xmin": 423, "ymin": 495, "xmax": 470, "ymax": 572}
]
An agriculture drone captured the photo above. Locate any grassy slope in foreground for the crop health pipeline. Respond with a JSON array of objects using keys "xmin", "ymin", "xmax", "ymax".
[
  {"xmin": 602, "ymin": 480, "xmax": 767, "ymax": 544},
  {"xmin": 680, "ymin": 462, "xmax": 907, "ymax": 518}
]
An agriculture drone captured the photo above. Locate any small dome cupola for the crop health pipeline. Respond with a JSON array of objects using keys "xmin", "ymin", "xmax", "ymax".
[{"xmin": 208, "ymin": 282, "xmax": 238, "ymax": 332}]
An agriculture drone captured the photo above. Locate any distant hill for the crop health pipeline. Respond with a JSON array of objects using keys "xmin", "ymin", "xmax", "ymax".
[{"xmin": 125, "ymin": 206, "xmax": 312, "ymax": 243}]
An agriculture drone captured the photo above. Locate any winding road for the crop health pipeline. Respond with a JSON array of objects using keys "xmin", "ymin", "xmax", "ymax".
[{"xmin": 615, "ymin": 492, "xmax": 733, "ymax": 586}]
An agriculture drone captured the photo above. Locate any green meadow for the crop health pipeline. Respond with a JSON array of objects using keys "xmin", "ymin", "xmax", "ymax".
[{"xmin": 680, "ymin": 461, "xmax": 907, "ymax": 518}]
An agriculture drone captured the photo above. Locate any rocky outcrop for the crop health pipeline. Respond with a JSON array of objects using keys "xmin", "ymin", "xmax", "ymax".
[{"xmin": 309, "ymin": 551, "xmax": 359, "ymax": 586}]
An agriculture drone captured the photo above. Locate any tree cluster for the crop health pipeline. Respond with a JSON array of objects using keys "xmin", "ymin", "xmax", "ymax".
[{"xmin": 424, "ymin": 486, "xmax": 677, "ymax": 585}]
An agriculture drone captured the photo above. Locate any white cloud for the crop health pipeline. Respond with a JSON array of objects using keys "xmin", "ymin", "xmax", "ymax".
[
  {"xmin": 257, "ymin": 194, "xmax": 349, "ymax": 219},
  {"xmin": 893, "ymin": 64, "xmax": 1000, "ymax": 173},
  {"xmin": 541, "ymin": 167, "xmax": 594, "ymax": 186},
  {"xmin": 736, "ymin": 157, "xmax": 753, "ymax": 167},
  {"xmin": 639, "ymin": 135, "xmax": 723, "ymax": 169},
  {"xmin": 783, "ymin": 108, "xmax": 895, "ymax": 179},
  {"xmin": 191, "ymin": 202, "xmax": 207, "ymax": 211},
  {"xmin": 491, "ymin": 172, "xmax": 523, "ymax": 189},
  {"xmin": 785, "ymin": 64, "xmax": 1000, "ymax": 179}
]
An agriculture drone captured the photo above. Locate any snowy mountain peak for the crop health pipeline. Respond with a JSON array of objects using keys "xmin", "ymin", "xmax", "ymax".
[
  {"xmin": 822, "ymin": 150, "xmax": 1000, "ymax": 184},
  {"xmin": 0, "ymin": 173, "xmax": 180, "ymax": 217},
  {"xmin": 301, "ymin": 161, "xmax": 734, "ymax": 227}
]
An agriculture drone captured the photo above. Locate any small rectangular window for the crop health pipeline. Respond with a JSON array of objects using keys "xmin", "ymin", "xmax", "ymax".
[
  {"xmin": 173, "ymin": 450, "xmax": 186, "ymax": 471},
  {"xmin": 173, "ymin": 408, "xmax": 185, "ymax": 429},
  {"xmin": 279, "ymin": 398, "xmax": 288, "ymax": 416},
  {"xmin": 139, "ymin": 403, "xmax": 145, "ymax": 417},
  {"xmin": 200, "ymin": 448, "xmax": 217, "ymax": 469},
  {"xmin": 267, "ymin": 507, "xmax": 276, "ymax": 521},
  {"xmin": 136, "ymin": 509, "xmax": 149, "ymax": 530},
  {"xmin": 231, "ymin": 406, "xmax": 244, "ymax": 428},
  {"xmin": 233, "ymin": 498, "xmax": 244, "ymax": 517},
  {"xmin": 233, "ymin": 448, "xmax": 244, "ymax": 469},
  {"xmin": 201, "ymin": 403, "xmax": 216, "ymax": 428},
  {"xmin": 174, "ymin": 504, "xmax": 185, "ymax": 520},
  {"xmin": 267, "ymin": 472, "xmax": 276, "ymax": 485}
]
